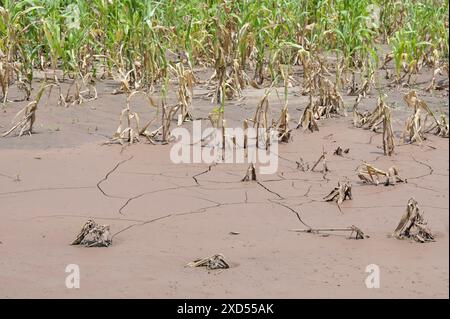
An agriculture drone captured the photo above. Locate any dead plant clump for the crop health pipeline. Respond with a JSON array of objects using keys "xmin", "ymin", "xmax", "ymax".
[
  {"xmin": 353, "ymin": 97, "xmax": 395, "ymax": 155},
  {"xmin": 71, "ymin": 219, "xmax": 112, "ymax": 247},
  {"xmin": 242, "ymin": 163, "xmax": 257, "ymax": 182},
  {"xmin": 357, "ymin": 163, "xmax": 406, "ymax": 186},
  {"xmin": 402, "ymin": 91, "xmax": 449, "ymax": 143},
  {"xmin": 58, "ymin": 73, "xmax": 97, "ymax": 107},
  {"xmin": 324, "ymin": 180, "xmax": 352, "ymax": 212},
  {"xmin": 1, "ymin": 82, "xmax": 58, "ymax": 137},
  {"xmin": 208, "ymin": 17, "xmax": 249, "ymax": 103},
  {"xmin": 249, "ymin": 89, "xmax": 271, "ymax": 148},
  {"xmin": 296, "ymin": 52, "xmax": 346, "ymax": 131},
  {"xmin": 425, "ymin": 63, "xmax": 449, "ymax": 92},
  {"xmin": 158, "ymin": 102, "xmax": 184, "ymax": 144},
  {"xmin": 0, "ymin": 58, "xmax": 31, "ymax": 103},
  {"xmin": 273, "ymin": 66, "xmax": 293, "ymax": 143},
  {"xmin": 393, "ymin": 198, "xmax": 434, "ymax": 243},
  {"xmin": 111, "ymin": 90, "xmax": 158, "ymax": 145},
  {"xmin": 353, "ymin": 96, "xmax": 386, "ymax": 130},
  {"xmin": 297, "ymin": 98, "xmax": 319, "ymax": 132},
  {"xmin": 187, "ymin": 254, "xmax": 230, "ymax": 270},
  {"xmin": 274, "ymin": 105, "xmax": 292, "ymax": 143},
  {"xmin": 315, "ymin": 76, "xmax": 346, "ymax": 118},
  {"xmin": 172, "ymin": 62, "xmax": 195, "ymax": 125}
]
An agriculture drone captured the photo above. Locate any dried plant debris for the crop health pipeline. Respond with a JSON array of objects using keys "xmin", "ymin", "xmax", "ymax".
[
  {"xmin": 333, "ymin": 146, "xmax": 349, "ymax": 156},
  {"xmin": 354, "ymin": 97, "xmax": 395, "ymax": 155},
  {"xmin": 297, "ymin": 103, "xmax": 319, "ymax": 132},
  {"xmin": 311, "ymin": 148, "xmax": 329, "ymax": 174},
  {"xmin": 425, "ymin": 65, "xmax": 448, "ymax": 92},
  {"xmin": 242, "ymin": 163, "xmax": 257, "ymax": 182},
  {"xmin": 357, "ymin": 163, "xmax": 406, "ymax": 186},
  {"xmin": 296, "ymin": 157, "xmax": 310, "ymax": 171},
  {"xmin": 187, "ymin": 254, "xmax": 230, "ymax": 270},
  {"xmin": 402, "ymin": 107, "xmax": 426, "ymax": 143},
  {"xmin": 430, "ymin": 113, "xmax": 449, "ymax": 138},
  {"xmin": 382, "ymin": 105, "xmax": 395, "ymax": 156},
  {"xmin": 71, "ymin": 220, "xmax": 112, "ymax": 247},
  {"xmin": 111, "ymin": 91, "xmax": 158, "ymax": 145},
  {"xmin": 291, "ymin": 225, "xmax": 367, "ymax": 240},
  {"xmin": 173, "ymin": 62, "xmax": 195, "ymax": 124},
  {"xmin": 352, "ymin": 106, "xmax": 371, "ymax": 128},
  {"xmin": 403, "ymin": 91, "xmax": 449, "ymax": 141},
  {"xmin": 315, "ymin": 77, "xmax": 346, "ymax": 118},
  {"xmin": 393, "ymin": 198, "xmax": 434, "ymax": 243},
  {"xmin": 324, "ymin": 181, "xmax": 352, "ymax": 212},
  {"xmin": 251, "ymin": 89, "xmax": 271, "ymax": 148},
  {"xmin": 274, "ymin": 105, "xmax": 291, "ymax": 143},
  {"xmin": 2, "ymin": 83, "xmax": 56, "ymax": 137},
  {"xmin": 354, "ymin": 97, "xmax": 389, "ymax": 131},
  {"xmin": 297, "ymin": 52, "xmax": 345, "ymax": 118}
]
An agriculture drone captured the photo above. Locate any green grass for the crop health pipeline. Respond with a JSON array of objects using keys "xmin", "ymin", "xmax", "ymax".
[{"xmin": 0, "ymin": 0, "xmax": 448, "ymax": 99}]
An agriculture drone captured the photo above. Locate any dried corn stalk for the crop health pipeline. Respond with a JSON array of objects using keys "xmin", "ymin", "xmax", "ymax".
[
  {"xmin": 291, "ymin": 225, "xmax": 367, "ymax": 239},
  {"xmin": 158, "ymin": 102, "xmax": 181, "ymax": 144},
  {"xmin": 403, "ymin": 91, "xmax": 448, "ymax": 140},
  {"xmin": 111, "ymin": 91, "xmax": 157, "ymax": 145},
  {"xmin": 274, "ymin": 67, "xmax": 292, "ymax": 143},
  {"xmin": 173, "ymin": 62, "xmax": 195, "ymax": 124},
  {"xmin": 393, "ymin": 198, "xmax": 434, "ymax": 243},
  {"xmin": 402, "ymin": 108, "xmax": 425, "ymax": 143},
  {"xmin": 0, "ymin": 58, "xmax": 32, "ymax": 103},
  {"xmin": 297, "ymin": 101, "xmax": 319, "ymax": 132},
  {"xmin": 357, "ymin": 163, "xmax": 406, "ymax": 186},
  {"xmin": 359, "ymin": 97, "xmax": 386, "ymax": 131},
  {"xmin": 354, "ymin": 97, "xmax": 395, "ymax": 155},
  {"xmin": 311, "ymin": 148, "xmax": 328, "ymax": 174},
  {"xmin": 382, "ymin": 105, "xmax": 395, "ymax": 156},
  {"xmin": 352, "ymin": 104, "xmax": 371, "ymax": 128},
  {"xmin": 242, "ymin": 163, "xmax": 257, "ymax": 182},
  {"xmin": 274, "ymin": 105, "xmax": 291, "ymax": 143},
  {"xmin": 324, "ymin": 181, "xmax": 352, "ymax": 212},
  {"xmin": 2, "ymin": 83, "xmax": 56, "ymax": 137},
  {"xmin": 316, "ymin": 77, "xmax": 346, "ymax": 118},
  {"xmin": 297, "ymin": 51, "xmax": 345, "ymax": 119},
  {"xmin": 425, "ymin": 67, "xmax": 443, "ymax": 92},
  {"xmin": 187, "ymin": 254, "xmax": 230, "ymax": 270},
  {"xmin": 71, "ymin": 219, "xmax": 112, "ymax": 247},
  {"xmin": 209, "ymin": 17, "xmax": 249, "ymax": 102},
  {"xmin": 60, "ymin": 73, "xmax": 97, "ymax": 107},
  {"xmin": 428, "ymin": 113, "xmax": 449, "ymax": 138},
  {"xmin": 251, "ymin": 89, "xmax": 271, "ymax": 148}
]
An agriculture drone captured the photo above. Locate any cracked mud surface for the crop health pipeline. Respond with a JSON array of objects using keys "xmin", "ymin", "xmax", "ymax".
[{"xmin": 0, "ymin": 77, "xmax": 448, "ymax": 298}]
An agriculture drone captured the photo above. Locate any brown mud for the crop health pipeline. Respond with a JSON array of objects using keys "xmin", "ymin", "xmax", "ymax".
[{"xmin": 0, "ymin": 67, "xmax": 448, "ymax": 298}]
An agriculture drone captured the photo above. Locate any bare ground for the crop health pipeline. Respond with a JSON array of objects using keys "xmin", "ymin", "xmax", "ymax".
[{"xmin": 0, "ymin": 68, "xmax": 448, "ymax": 298}]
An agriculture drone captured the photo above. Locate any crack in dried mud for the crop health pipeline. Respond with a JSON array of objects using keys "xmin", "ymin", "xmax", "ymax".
[
  {"xmin": 192, "ymin": 164, "xmax": 216, "ymax": 185},
  {"xmin": 96, "ymin": 156, "xmax": 134, "ymax": 199},
  {"xmin": 271, "ymin": 201, "xmax": 312, "ymax": 229},
  {"xmin": 0, "ymin": 186, "xmax": 94, "ymax": 196},
  {"xmin": 112, "ymin": 200, "xmax": 262, "ymax": 240},
  {"xmin": 409, "ymin": 155, "xmax": 434, "ymax": 180},
  {"xmin": 257, "ymin": 181, "xmax": 284, "ymax": 199}
]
